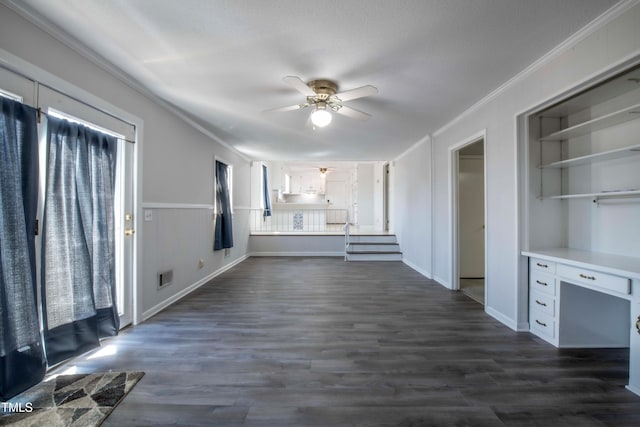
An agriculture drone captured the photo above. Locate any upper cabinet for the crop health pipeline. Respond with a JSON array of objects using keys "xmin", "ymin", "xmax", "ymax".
[{"xmin": 526, "ymin": 64, "xmax": 640, "ymax": 256}]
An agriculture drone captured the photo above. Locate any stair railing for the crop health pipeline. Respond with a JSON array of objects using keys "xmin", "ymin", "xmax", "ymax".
[{"xmin": 343, "ymin": 211, "xmax": 350, "ymax": 261}]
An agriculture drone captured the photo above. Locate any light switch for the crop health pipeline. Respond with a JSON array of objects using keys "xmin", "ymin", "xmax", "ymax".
[{"xmin": 144, "ymin": 209, "xmax": 153, "ymax": 222}]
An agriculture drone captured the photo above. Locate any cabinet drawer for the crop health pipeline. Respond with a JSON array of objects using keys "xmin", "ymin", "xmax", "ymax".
[
  {"xmin": 557, "ymin": 264, "xmax": 630, "ymax": 296},
  {"xmin": 531, "ymin": 257, "xmax": 555, "ymax": 274},
  {"xmin": 530, "ymin": 291, "xmax": 555, "ymax": 317},
  {"xmin": 530, "ymin": 311, "xmax": 555, "ymax": 339},
  {"xmin": 530, "ymin": 270, "xmax": 556, "ymax": 296}
]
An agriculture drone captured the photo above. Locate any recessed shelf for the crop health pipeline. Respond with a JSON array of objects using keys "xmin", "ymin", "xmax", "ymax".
[
  {"xmin": 539, "ymin": 103, "xmax": 640, "ymax": 141},
  {"xmin": 545, "ymin": 189, "xmax": 640, "ymax": 200},
  {"xmin": 540, "ymin": 144, "xmax": 640, "ymax": 169}
]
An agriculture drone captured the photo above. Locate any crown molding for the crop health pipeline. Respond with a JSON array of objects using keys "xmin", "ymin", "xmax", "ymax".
[
  {"xmin": 433, "ymin": 0, "xmax": 640, "ymax": 138},
  {"xmin": 395, "ymin": 134, "xmax": 430, "ymax": 161},
  {"xmin": 4, "ymin": 0, "xmax": 250, "ymax": 162}
]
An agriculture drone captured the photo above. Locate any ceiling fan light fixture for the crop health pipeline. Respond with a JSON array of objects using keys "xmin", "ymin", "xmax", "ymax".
[{"xmin": 310, "ymin": 105, "xmax": 332, "ymax": 128}]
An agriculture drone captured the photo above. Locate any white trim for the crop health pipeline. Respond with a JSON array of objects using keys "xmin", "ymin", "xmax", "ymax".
[
  {"xmin": 402, "ymin": 258, "xmax": 432, "ymax": 279},
  {"xmin": 433, "ymin": 0, "xmax": 640, "ymax": 138},
  {"xmin": 485, "ymin": 306, "xmax": 518, "ymax": 332},
  {"xmin": 142, "ymin": 255, "xmax": 248, "ymax": 321},
  {"xmin": 395, "ymin": 134, "xmax": 430, "ymax": 161},
  {"xmin": 142, "ymin": 202, "xmax": 214, "ymax": 210},
  {"xmin": 517, "ymin": 322, "xmax": 530, "ymax": 332},
  {"xmin": 626, "ymin": 385, "xmax": 640, "ymax": 397},
  {"xmin": 430, "ymin": 135, "xmax": 436, "ymax": 282},
  {"xmin": 432, "ymin": 275, "xmax": 451, "ymax": 290},
  {"xmin": 0, "ymin": 87, "xmax": 23, "ymax": 102},
  {"xmin": 448, "ymin": 129, "xmax": 487, "ymax": 295},
  {"xmin": 248, "ymin": 251, "xmax": 344, "ymax": 257}
]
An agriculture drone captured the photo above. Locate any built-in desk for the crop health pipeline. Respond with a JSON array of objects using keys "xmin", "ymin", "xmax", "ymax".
[{"xmin": 522, "ymin": 248, "xmax": 640, "ymax": 396}]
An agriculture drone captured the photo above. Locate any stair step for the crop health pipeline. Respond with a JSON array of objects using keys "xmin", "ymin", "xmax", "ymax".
[
  {"xmin": 346, "ymin": 251, "xmax": 402, "ymax": 261},
  {"xmin": 348, "ymin": 234, "xmax": 397, "ymax": 244},
  {"xmin": 348, "ymin": 243, "xmax": 400, "ymax": 251}
]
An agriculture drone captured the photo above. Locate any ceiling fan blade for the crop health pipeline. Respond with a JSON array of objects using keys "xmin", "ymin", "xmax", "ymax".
[
  {"xmin": 283, "ymin": 76, "xmax": 317, "ymax": 97},
  {"xmin": 334, "ymin": 105, "xmax": 371, "ymax": 121},
  {"xmin": 263, "ymin": 103, "xmax": 309, "ymax": 113},
  {"xmin": 333, "ymin": 85, "xmax": 378, "ymax": 102}
]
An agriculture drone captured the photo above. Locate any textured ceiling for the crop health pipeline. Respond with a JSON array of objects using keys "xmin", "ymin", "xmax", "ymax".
[{"xmin": 12, "ymin": 0, "xmax": 619, "ymax": 161}]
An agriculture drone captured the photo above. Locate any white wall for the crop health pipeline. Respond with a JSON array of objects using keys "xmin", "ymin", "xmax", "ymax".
[
  {"xmin": 393, "ymin": 141, "xmax": 432, "ymax": 277},
  {"xmin": 0, "ymin": 4, "xmax": 251, "ymax": 323},
  {"xmin": 429, "ymin": 2, "xmax": 640, "ymax": 329},
  {"xmin": 249, "ymin": 235, "xmax": 344, "ymax": 256}
]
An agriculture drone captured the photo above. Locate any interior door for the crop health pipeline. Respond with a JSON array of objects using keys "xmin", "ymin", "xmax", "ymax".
[{"xmin": 326, "ymin": 180, "xmax": 348, "ymax": 223}]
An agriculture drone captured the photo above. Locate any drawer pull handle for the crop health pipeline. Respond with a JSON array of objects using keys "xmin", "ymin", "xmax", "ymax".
[
  {"xmin": 579, "ymin": 273, "xmax": 596, "ymax": 281},
  {"xmin": 636, "ymin": 316, "xmax": 640, "ymax": 335},
  {"xmin": 536, "ymin": 262, "xmax": 548, "ymax": 268},
  {"xmin": 535, "ymin": 300, "xmax": 547, "ymax": 307},
  {"xmin": 535, "ymin": 320, "xmax": 547, "ymax": 327},
  {"xmin": 535, "ymin": 280, "xmax": 547, "ymax": 286}
]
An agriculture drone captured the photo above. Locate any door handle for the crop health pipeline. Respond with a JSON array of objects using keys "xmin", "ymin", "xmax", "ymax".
[{"xmin": 636, "ymin": 315, "xmax": 640, "ymax": 335}]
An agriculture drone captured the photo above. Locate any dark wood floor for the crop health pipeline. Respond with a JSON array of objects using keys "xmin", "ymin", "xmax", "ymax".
[{"xmin": 59, "ymin": 257, "xmax": 640, "ymax": 426}]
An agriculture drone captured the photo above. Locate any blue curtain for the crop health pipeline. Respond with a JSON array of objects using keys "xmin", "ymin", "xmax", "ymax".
[
  {"xmin": 214, "ymin": 160, "xmax": 233, "ymax": 250},
  {"xmin": 262, "ymin": 164, "xmax": 271, "ymax": 218},
  {"xmin": 0, "ymin": 98, "xmax": 46, "ymax": 400},
  {"xmin": 42, "ymin": 116, "xmax": 119, "ymax": 366}
]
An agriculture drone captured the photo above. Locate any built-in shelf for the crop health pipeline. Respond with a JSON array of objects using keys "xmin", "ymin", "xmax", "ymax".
[
  {"xmin": 545, "ymin": 189, "xmax": 640, "ymax": 200},
  {"xmin": 540, "ymin": 144, "xmax": 640, "ymax": 169},
  {"xmin": 539, "ymin": 103, "xmax": 640, "ymax": 141}
]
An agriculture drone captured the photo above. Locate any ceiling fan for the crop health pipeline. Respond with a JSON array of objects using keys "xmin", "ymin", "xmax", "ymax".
[{"xmin": 265, "ymin": 76, "xmax": 378, "ymax": 128}]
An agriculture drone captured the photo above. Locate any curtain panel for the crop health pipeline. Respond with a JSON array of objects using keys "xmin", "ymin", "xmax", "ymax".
[
  {"xmin": 262, "ymin": 164, "xmax": 271, "ymax": 218},
  {"xmin": 214, "ymin": 160, "xmax": 233, "ymax": 250},
  {"xmin": 0, "ymin": 98, "xmax": 46, "ymax": 400},
  {"xmin": 42, "ymin": 116, "xmax": 119, "ymax": 366}
]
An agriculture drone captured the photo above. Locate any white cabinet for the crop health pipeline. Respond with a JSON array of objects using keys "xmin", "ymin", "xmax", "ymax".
[{"xmin": 526, "ymin": 251, "xmax": 633, "ymax": 347}]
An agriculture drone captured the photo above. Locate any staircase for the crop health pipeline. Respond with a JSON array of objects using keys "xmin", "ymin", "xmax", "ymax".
[{"xmin": 345, "ymin": 234, "xmax": 402, "ymax": 261}]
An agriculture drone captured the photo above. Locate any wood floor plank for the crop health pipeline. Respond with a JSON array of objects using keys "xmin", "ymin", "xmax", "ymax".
[{"xmin": 51, "ymin": 257, "xmax": 639, "ymax": 426}]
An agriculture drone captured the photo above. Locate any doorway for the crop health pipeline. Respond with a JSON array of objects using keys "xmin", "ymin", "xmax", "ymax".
[
  {"xmin": 452, "ymin": 136, "xmax": 486, "ymax": 304},
  {"xmin": 383, "ymin": 162, "xmax": 390, "ymax": 232}
]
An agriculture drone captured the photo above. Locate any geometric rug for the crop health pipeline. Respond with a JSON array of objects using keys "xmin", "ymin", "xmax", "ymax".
[{"xmin": 0, "ymin": 371, "xmax": 144, "ymax": 427}]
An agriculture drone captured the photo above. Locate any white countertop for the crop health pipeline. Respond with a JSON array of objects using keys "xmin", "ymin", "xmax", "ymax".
[{"xmin": 522, "ymin": 248, "xmax": 640, "ymax": 279}]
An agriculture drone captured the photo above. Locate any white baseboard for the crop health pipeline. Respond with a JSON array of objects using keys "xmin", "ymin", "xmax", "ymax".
[
  {"xmin": 485, "ymin": 306, "xmax": 518, "ymax": 331},
  {"xmin": 142, "ymin": 255, "xmax": 248, "ymax": 321},
  {"xmin": 248, "ymin": 252, "xmax": 344, "ymax": 257},
  {"xmin": 402, "ymin": 259, "xmax": 432, "ymax": 279},
  {"xmin": 626, "ymin": 384, "xmax": 640, "ymax": 397},
  {"xmin": 432, "ymin": 275, "xmax": 451, "ymax": 289},
  {"xmin": 516, "ymin": 322, "xmax": 530, "ymax": 332}
]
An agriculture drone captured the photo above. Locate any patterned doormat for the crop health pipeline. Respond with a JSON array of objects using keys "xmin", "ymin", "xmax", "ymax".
[{"xmin": 0, "ymin": 371, "xmax": 144, "ymax": 427}]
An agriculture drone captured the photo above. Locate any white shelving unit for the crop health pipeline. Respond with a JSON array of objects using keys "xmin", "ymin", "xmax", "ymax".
[
  {"xmin": 539, "ymin": 103, "xmax": 640, "ymax": 142},
  {"xmin": 540, "ymin": 143, "xmax": 640, "ymax": 169},
  {"xmin": 523, "ymin": 64, "xmax": 640, "ymax": 396}
]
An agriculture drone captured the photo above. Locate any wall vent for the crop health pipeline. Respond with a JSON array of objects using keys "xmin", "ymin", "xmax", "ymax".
[{"xmin": 158, "ymin": 270, "xmax": 173, "ymax": 289}]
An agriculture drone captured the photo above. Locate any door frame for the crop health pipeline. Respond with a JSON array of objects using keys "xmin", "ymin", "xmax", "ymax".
[
  {"xmin": 383, "ymin": 162, "xmax": 390, "ymax": 232},
  {"xmin": 449, "ymin": 129, "xmax": 487, "ymax": 298}
]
